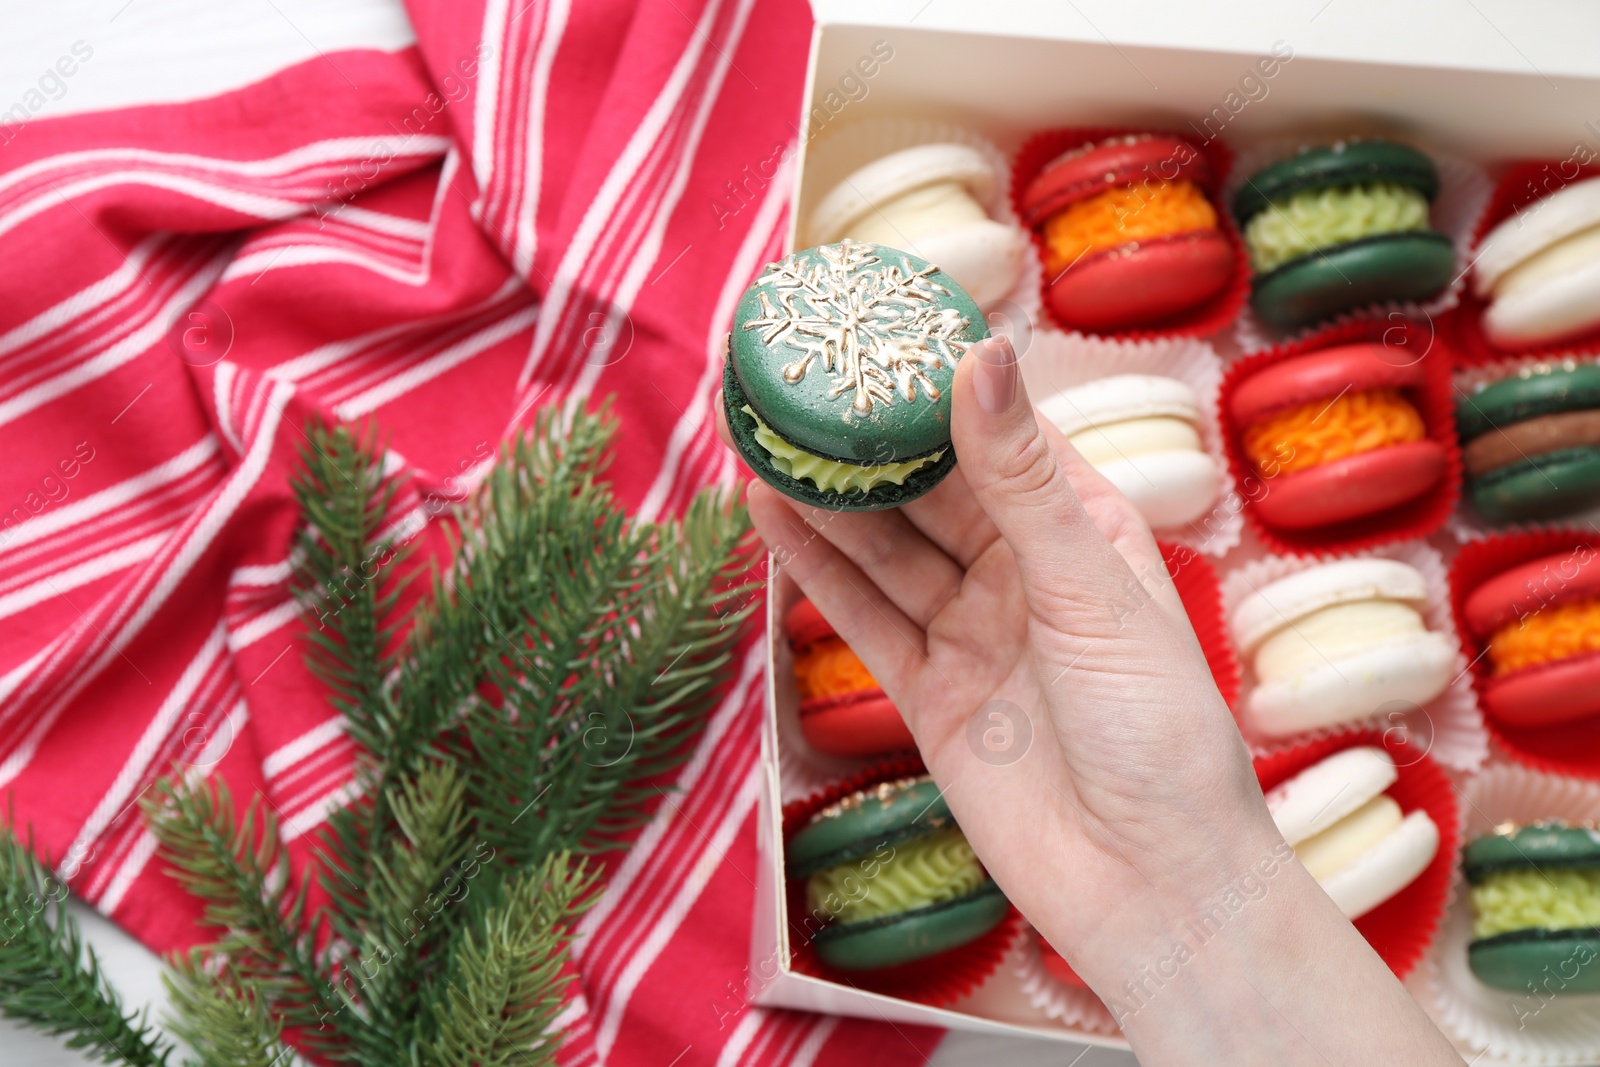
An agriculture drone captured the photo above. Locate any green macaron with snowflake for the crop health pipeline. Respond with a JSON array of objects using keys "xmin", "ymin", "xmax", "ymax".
[{"xmin": 724, "ymin": 239, "xmax": 988, "ymax": 511}]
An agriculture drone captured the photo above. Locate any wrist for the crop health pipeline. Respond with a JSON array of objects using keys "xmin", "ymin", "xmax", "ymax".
[
  {"xmin": 1050, "ymin": 832, "xmax": 1463, "ymax": 1067},
  {"xmin": 1062, "ymin": 812, "xmax": 1294, "ymax": 995}
]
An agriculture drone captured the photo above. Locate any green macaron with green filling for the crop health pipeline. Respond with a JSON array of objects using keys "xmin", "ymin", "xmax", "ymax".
[
  {"xmin": 787, "ymin": 776, "xmax": 1007, "ymax": 971},
  {"xmin": 1457, "ymin": 363, "xmax": 1600, "ymax": 523},
  {"xmin": 724, "ymin": 240, "xmax": 986, "ymax": 512},
  {"xmin": 1465, "ymin": 823, "xmax": 1600, "ymax": 993},
  {"xmin": 1233, "ymin": 140, "xmax": 1456, "ymax": 329}
]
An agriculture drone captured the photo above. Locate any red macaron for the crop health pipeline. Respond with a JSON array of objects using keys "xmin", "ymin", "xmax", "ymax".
[
  {"xmin": 1018, "ymin": 134, "xmax": 1234, "ymax": 332},
  {"xmin": 1463, "ymin": 550, "xmax": 1600, "ymax": 728},
  {"xmin": 784, "ymin": 598, "xmax": 913, "ymax": 756},
  {"xmin": 1228, "ymin": 343, "xmax": 1447, "ymax": 530},
  {"xmin": 1018, "ymin": 134, "xmax": 1215, "ymax": 227},
  {"xmin": 1042, "ymin": 231, "xmax": 1237, "ymax": 332}
]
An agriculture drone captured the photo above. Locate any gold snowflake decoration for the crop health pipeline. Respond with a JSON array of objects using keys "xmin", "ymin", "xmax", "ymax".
[{"xmin": 742, "ymin": 240, "xmax": 975, "ymax": 416}]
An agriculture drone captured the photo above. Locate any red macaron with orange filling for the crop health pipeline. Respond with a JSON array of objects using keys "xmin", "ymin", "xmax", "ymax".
[
  {"xmin": 1229, "ymin": 343, "xmax": 1447, "ymax": 530},
  {"xmin": 785, "ymin": 598, "xmax": 913, "ymax": 756},
  {"xmin": 1019, "ymin": 133, "xmax": 1235, "ymax": 331},
  {"xmin": 1463, "ymin": 548, "xmax": 1600, "ymax": 728}
]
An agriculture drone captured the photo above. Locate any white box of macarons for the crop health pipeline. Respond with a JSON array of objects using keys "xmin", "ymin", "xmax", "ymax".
[{"xmin": 745, "ymin": 4, "xmax": 1600, "ymax": 1062}]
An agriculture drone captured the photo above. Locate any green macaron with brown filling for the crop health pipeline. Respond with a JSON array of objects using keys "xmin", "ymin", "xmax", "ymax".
[
  {"xmin": 787, "ymin": 776, "xmax": 1007, "ymax": 970},
  {"xmin": 1457, "ymin": 363, "xmax": 1600, "ymax": 523},
  {"xmin": 724, "ymin": 240, "xmax": 986, "ymax": 511}
]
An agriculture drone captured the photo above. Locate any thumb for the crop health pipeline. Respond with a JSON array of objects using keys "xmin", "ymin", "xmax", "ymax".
[{"xmin": 952, "ymin": 334, "xmax": 1125, "ymax": 610}]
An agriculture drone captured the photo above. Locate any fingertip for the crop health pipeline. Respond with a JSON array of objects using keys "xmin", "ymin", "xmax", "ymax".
[
  {"xmin": 950, "ymin": 331, "xmax": 1102, "ymax": 571},
  {"xmin": 951, "ymin": 334, "xmax": 1049, "ymax": 480},
  {"xmin": 961, "ymin": 333, "xmax": 1025, "ymax": 417},
  {"xmin": 952, "ymin": 335, "xmax": 1043, "ymax": 463}
]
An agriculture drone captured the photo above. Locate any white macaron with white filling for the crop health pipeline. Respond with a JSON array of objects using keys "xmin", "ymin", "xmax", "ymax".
[
  {"xmin": 1037, "ymin": 374, "xmax": 1220, "ymax": 530},
  {"xmin": 806, "ymin": 143, "xmax": 1028, "ymax": 307},
  {"xmin": 1266, "ymin": 746, "xmax": 1439, "ymax": 919},
  {"xmin": 1473, "ymin": 175, "xmax": 1600, "ymax": 346},
  {"xmin": 1230, "ymin": 558, "xmax": 1456, "ymax": 738}
]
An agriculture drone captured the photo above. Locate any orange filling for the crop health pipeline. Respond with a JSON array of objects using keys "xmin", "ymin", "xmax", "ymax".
[
  {"xmin": 793, "ymin": 637, "xmax": 878, "ymax": 701},
  {"xmin": 1489, "ymin": 598, "xmax": 1600, "ymax": 676},
  {"xmin": 1241, "ymin": 388, "xmax": 1425, "ymax": 478},
  {"xmin": 1041, "ymin": 179, "xmax": 1217, "ymax": 274}
]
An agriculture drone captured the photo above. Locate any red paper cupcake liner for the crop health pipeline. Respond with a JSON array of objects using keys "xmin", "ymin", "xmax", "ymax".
[
  {"xmin": 1009, "ymin": 126, "xmax": 1250, "ymax": 343},
  {"xmin": 780, "ymin": 755, "xmax": 1020, "ymax": 1007},
  {"xmin": 1448, "ymin": 527, "xmax": 1600, "ymax": 779},
  {"xmin": 1159, "ymin": 540, "xmax": 1241, "ymax": 709},
  {"xmin": 1217, "ymin": 317, "xmax": 1463, "ymax": 557},
  {"xmin": 1252, "ymin": 729, "xmax": 1459, "ymax": 981},
  {"xmin": 1444, "ymin": 159, "xmax": 1600, "ymax": 368}
]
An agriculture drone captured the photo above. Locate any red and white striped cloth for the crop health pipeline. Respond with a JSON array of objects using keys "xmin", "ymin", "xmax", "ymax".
[{"xmin": 0, "ymin": 2, "xmax": 937, "ymax": 1063}]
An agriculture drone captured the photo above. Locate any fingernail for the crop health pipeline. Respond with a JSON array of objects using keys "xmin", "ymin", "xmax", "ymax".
[{"xmin": 972, "ymin": 336, "xmax": 1017, "ymax": 415}]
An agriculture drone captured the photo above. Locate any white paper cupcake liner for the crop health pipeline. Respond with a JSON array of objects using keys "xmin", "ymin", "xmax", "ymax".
[
  {"xmin": 1018, "ymin": 328, "xmax": 1242, "ymax": 557},
  {"xmin": 1225, "ymin": 137, "xmax": 1492, "ymax": 357},
  {"xmin": 797, "ymin": 116, "xmax": 1042, "ymax": 335},
  {"xmin": 1219, "ymin": 540, "xmax": 1489, "ymax": 771},
  {"xmin": 1417, "ymin": 763, "xmax": 1600, "ymax": 1064},
  {"xmin": 1449, "ymin": 353, "xmax": 1600, "ymax": 542},
  {"xmin": 1012, "ymin": 927, "xmax": 1122, "ymax": 1036}
]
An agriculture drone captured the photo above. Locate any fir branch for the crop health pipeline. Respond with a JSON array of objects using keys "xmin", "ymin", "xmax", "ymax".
[
  {"xmin": 432, "ymin": 405, "xmax": 758, "ymax": 866},
  {"xmin": 395, "ymin": 401, "xmax": 618, "ymax": 742},
  {"xmin": 140, "ymin": 779, "xmax": 357, "ymax": 1059},
  {"xmin": 289, "ymin": 422, "xmax": 433, "ymax": 981},
  {"xmin": 144, "ymin": 402, "xmax": 756, "ymax": 1067},
  {"xmin": 162, "ymin": 951, "xmax": 291, "ymax": 1067},
  {"xmin": 342, "ymin": 758, "xmax": 473, "ymax": 1063},
  {"xmin": 291, "ymin": 421, "xmax": 410, "ymax": 759},
  {"xmin": 420, "ymin": 853, "xmax": 595, "ymax": 1067},
  {"xmin": 576, "ymin": 484, "xmax": 761, "ymax": 844},
  {"xmin": 0, "ymin": 822, "xmax": 172, "ymax": 1066}
]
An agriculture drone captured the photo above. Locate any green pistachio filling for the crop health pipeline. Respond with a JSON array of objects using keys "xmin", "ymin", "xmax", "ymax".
[
  {"xmin": 1471, "ymin": 868, "xmax": 1600, "ymax": 939},
  {"xmin": 806, "ymin": 826, "xmax": 985, "ymax": 924},
  {"xmin": 1244, "ymin": 182, "xmax": 1431, "ymax": 274},
  {"xmin": 743, "ymin": 405, "xmax": 942, "ymax": 495}
]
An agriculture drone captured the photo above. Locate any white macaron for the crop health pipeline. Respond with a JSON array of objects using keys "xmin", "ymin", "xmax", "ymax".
[
  {"xmin": 1230, "ymin": 558, "xmax": 1456, "ymax": 739},
  {"xmin": 1266, "ymin": 746, "xmax": 1439, "ymax": 919},
  {"xmin": 806, "ymin": 143, "xmax": 1028, "ymax": 307},
  {"xmin": 1037, "ymin": 374, "xmax": 1220, "ymax": 530},
  {"xmin": 1473, "ymin": 175, "xmax": 1600, "ymax": 346}
]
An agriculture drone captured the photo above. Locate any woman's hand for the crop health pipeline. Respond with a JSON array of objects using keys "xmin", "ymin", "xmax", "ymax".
[
  {"xmin": 724, "ymin": 333, "xmax": 1275, "ymax": 970},
  {"xmin": 721, "ymin": 334, "xmax": 1464, "ymax": 1066}
]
